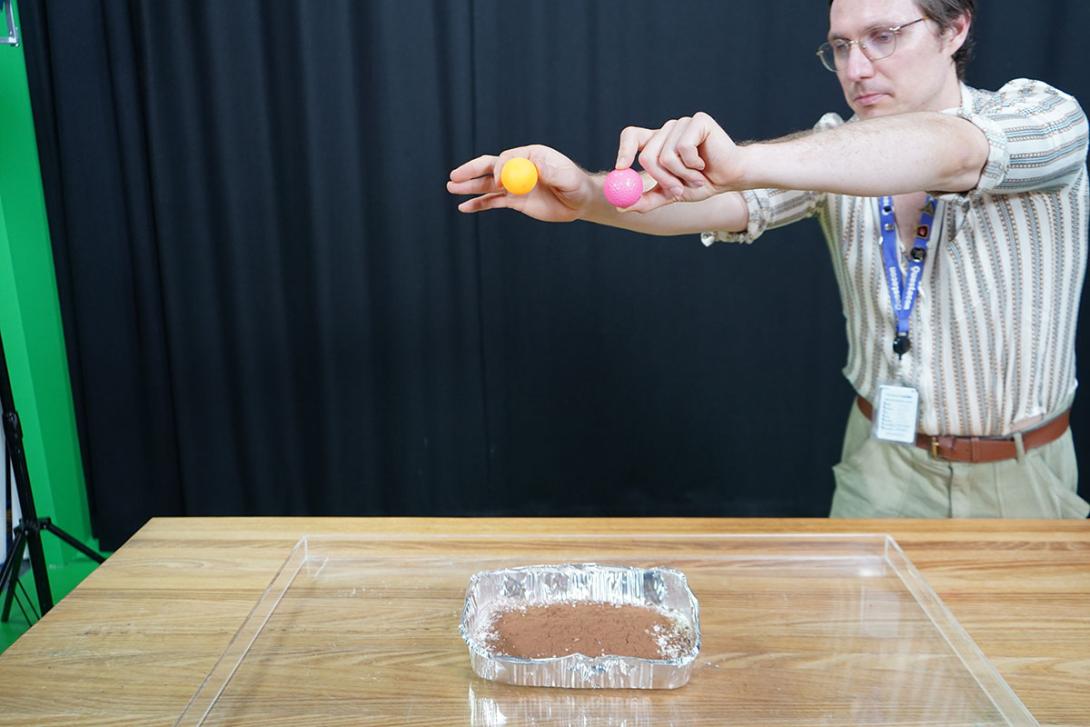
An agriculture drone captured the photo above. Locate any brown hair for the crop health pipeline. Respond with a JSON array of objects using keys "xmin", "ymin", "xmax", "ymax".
[{"xmin": 828, "ymin": 0, "xmax": 976, "ymax": 80}]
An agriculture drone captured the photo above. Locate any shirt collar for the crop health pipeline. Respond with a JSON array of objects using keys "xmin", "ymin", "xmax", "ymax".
[{"xmin": 950, "ymin": 81, "xmax": 977, "ymax": 115}]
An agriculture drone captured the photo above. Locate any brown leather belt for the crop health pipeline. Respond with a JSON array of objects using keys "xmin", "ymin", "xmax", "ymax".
[{"xmin": 855, "ymin": 396, "xmax": 1069, "ymax": 463}]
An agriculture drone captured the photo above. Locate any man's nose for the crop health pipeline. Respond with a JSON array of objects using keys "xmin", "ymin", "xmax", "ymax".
[{"xmin": 843, "ymin": 43, "xmax": 874, "ymax": 81}]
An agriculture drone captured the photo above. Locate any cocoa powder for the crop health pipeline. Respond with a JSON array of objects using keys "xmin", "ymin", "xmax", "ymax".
[{"xmin": 484, "ymin": 602, "xmax": 692, "ymax": 660}]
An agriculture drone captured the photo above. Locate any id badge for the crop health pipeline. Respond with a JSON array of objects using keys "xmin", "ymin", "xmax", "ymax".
[{"xmin": 872, "ymin": 384, "xmax": 920, "ymax": 444}]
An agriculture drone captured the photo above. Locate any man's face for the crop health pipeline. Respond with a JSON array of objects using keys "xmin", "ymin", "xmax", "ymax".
[{"xmin": 828, "ymin": 0, "xmax": 964, "ymax": 118}]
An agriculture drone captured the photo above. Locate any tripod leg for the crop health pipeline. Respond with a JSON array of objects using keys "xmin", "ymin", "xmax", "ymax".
[
  {"xmin": 1, "ymin": 530, "xmax": 27, "ymax": 622},
  {"xmin": 22, "ymin": 522, "xmax": 53, "ymax": 617},
  {"xmin": 42, "ymin": 522, "xmax": 105, "ymax": 563}
]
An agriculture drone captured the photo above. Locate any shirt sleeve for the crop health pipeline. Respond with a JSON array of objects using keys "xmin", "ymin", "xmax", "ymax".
[
  {"xmin": 701, "ymin": 113, "xmax": 841, "ymax": 245},
  {"xmin": 700, "ymin": 187, "xmax": 823, "ymax": 246},
  {"xmin": 938, "ymin": 78, "xmax": 1089, "ymax": 199}
]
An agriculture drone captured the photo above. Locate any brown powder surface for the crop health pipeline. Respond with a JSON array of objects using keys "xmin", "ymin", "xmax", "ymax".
[{"xmin": 484, "ymin": 602, "xmax": 692, "ymax": 660}]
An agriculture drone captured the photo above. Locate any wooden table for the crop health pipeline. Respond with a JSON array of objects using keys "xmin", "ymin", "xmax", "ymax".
[{"xmin": 0, "ymin": 518, "xmax": 1086, "ymax": 726}]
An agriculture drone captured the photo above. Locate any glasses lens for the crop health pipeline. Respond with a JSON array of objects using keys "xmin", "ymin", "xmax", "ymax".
[
  {"xmin": 817, "ymin": 43, "xmax": 838, "ymax": 72},
  {"xmin": 863, "ymin": 29, "xmax": 897, "ymax": 60}
]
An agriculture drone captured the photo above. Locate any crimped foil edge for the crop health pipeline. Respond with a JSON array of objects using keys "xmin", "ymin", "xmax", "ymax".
[{"xmin": 459, "ymin": 563, "xmax": 701, "ymax": 690}]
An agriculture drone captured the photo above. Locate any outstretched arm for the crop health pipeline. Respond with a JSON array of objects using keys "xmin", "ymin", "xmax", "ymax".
[
  {"xmin": 616, "ymin": 111, "xmax": 989, "ymax": 213},
  {"xmin": 744, "ymin": 112, "xmax": 988, "ymax": 195}
]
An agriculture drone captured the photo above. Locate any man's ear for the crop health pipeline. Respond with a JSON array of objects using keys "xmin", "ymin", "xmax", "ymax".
[{"xmin": 945, "ymin": 12, "xmax": 971, "ymax": 55}]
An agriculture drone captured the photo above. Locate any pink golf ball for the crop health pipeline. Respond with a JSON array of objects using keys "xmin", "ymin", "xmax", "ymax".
[{"xmin": 603, "ymin": 168, "xmax": 643, "ymax": 208}]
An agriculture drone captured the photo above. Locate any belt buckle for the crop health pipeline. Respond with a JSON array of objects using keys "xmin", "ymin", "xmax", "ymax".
[{"xmin": 930, "ymin": 437, "xmax": 941, "ymax": 459}]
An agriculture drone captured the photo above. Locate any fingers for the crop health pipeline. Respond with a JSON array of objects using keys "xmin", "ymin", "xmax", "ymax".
[
  {"xmin": 622, "ymin": 185, "xmax": 677, "ymax": 215},
  {"xmin": 449, "ymin": 145, "xmax": 589, "ymax": 225},
  {"xmin": 456, "ymin": 192, "xmax": 509, "ymax": 214},
  {"xmin": 449, "ymin": 154, "xmax": 499, "ymax": 183},
  {"xmin": 684, "ymin": 112, "xmax": 736, "ymax": 187},
  {"xmin": 611, "ymin": 112, "xmax": 727, "ymax": 210},
  {"xmin": 446, "ymin": 176, "xmax": 499, "ymax": 196},
  {"xmin": 448, "ymin": 147, "xmax": 549, "ymax": 197},
  {"xmin": 448, "ymin": 155, "xmax": 505, "ymax": 202},
  {"xmin": 675, "ymin": 116, "xmax": 708, "ymax": 172},
  {"xmin": 616, "ymin": 126, "xmax": 654, "ymax": 169},
  {"xmin": 638, "ymin": 120, "xmax": 688, "ymax": 201},
  {"xmin": 658, "ymin": 118, "xmax": 707, "ymax": 188},
  {"xmin": 448, "ymin": 148, "xmax": 545, "ymax": 196}
]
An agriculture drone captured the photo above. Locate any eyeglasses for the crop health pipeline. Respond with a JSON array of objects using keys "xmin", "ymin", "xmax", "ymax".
[{"xmin": 816, "ymin": 18, "xmax": 927, "ymax": 72}]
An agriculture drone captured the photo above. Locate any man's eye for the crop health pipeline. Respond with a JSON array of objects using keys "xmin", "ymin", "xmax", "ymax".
[
  {"xmin": 832, "ymin": 40, "xmax": 852, "ymax": 55},
  {"xmin": 868, "ymin": 31, "xmax": 895, "ymax": 45}
]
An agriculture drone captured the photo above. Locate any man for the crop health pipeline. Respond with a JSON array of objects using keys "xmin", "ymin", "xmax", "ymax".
[{"xmin": 447, "ymin": 0, "xmax": 1089, "ymax": 518}]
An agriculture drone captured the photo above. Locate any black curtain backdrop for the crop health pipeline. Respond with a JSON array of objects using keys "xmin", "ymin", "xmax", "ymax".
[{"xmin": 19, "ymin": 1, "xmax": 1090, "ymax": 550}]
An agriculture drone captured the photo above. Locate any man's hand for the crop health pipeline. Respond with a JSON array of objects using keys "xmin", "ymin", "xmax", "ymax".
[
  {"xmin": 615, "ymin": 112, "xmax": 746, "ymax": 214},
  {"xmin": 447, "ymin": 145, "xmax": 594, "ymax": 223}
]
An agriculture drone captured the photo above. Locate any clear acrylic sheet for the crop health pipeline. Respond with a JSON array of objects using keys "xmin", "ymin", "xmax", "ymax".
[{"xmin": 175, "ymin": 533, "xmax": 1037, "ymax": 726}]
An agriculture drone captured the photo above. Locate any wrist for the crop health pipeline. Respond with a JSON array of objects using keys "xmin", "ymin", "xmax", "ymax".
[
  {"xmin": 728, "ymin": 143, "xmax": 769, "ymax": 192},
  {"xmin": 576, "ymin": 172, "xmax": 609, "ymax": 222}
]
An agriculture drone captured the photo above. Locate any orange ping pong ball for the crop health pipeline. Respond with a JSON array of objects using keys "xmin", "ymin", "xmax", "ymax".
[{"xmin": 501, "ymin": 157, "xmax": 538, "ymax": 195}]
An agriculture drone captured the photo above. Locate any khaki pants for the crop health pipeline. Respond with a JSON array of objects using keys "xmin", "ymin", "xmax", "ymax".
[{"xmin": 830, "ymin": 402, "xmax": 1090, "ymax": 519}]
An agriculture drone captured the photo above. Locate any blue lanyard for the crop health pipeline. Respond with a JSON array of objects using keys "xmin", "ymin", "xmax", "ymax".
[{"xmin": 879, "ymin": 194, "xmax": 936, "ymax": 359}]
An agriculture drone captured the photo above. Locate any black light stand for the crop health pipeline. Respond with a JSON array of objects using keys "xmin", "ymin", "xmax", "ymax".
[{"xmin": 0, "ymin": 327, "xmax": 104, "ymax": 623}]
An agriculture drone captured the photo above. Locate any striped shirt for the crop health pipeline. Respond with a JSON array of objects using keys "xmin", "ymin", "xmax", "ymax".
[{"xmin": 702, "ymin": 79, "xmax": 1089, "ymax": 437}]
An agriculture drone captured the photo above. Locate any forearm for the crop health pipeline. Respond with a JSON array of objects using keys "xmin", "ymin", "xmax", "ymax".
[
  {"xmin": 740, "ymin": 112, "xmax": 989, "ymax": 196},
  {"xmin": 580, "ymin": 173, "xmax": 748, "ymax": 236}
]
